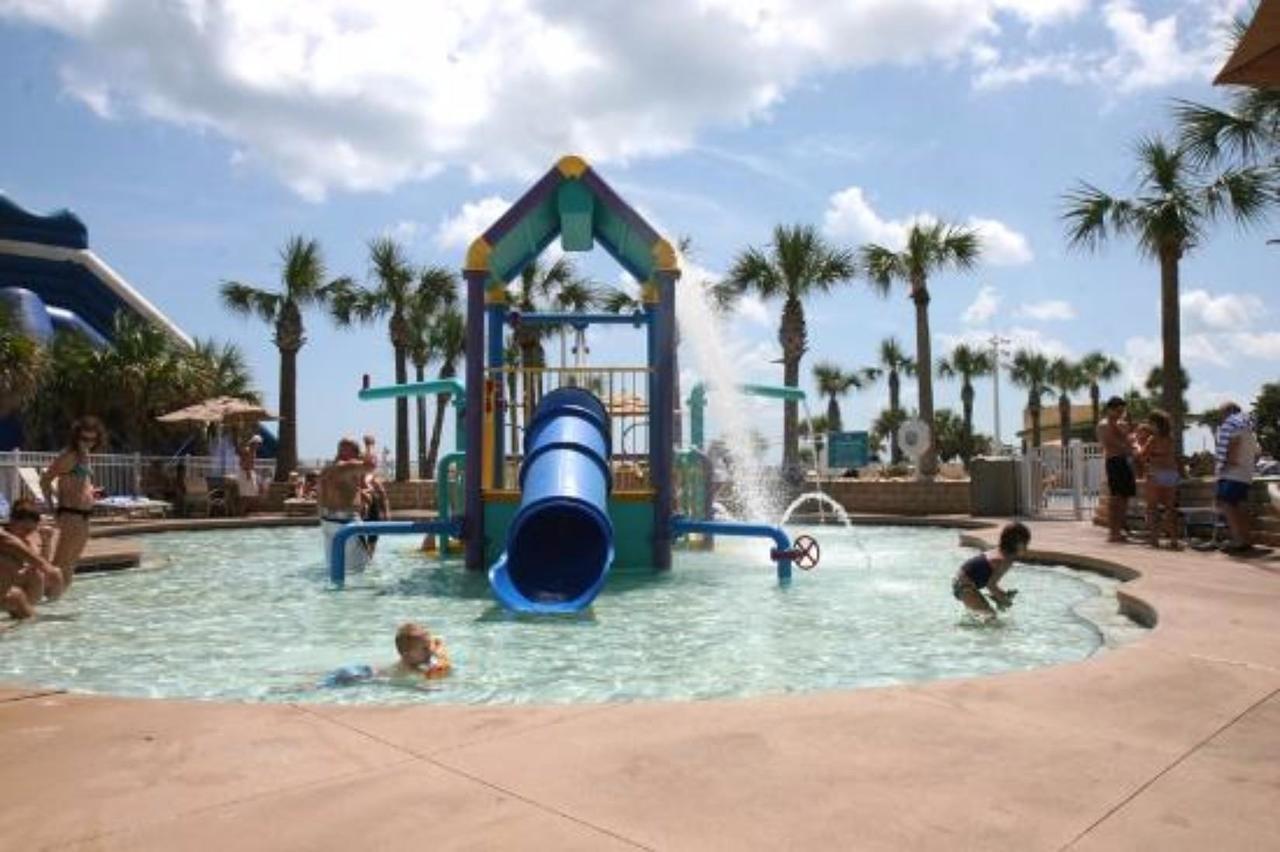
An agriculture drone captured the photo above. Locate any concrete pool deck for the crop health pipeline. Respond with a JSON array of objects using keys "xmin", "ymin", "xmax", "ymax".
[{"xmin": 2, "ymin": 520, "xmax": 1277, "ymax": 850}]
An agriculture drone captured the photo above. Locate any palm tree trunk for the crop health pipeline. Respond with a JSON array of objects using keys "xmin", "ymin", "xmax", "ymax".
[
  {"xmin": 394, "ymin": 346, "xmax": 410, "ymax": 482},
  {"xmin": 912, "ymin": 285, "xmax": 937, "ymax": 478},
  {"xmin": 1160, "ymin": 246, "xmax": 1184, "ymax": 456},
  {"xmin": 1030, "ymin": 393, "xmax": 1042, "ymax": 449},
  {"xmin": 827, "ymin": 397, "xmax": 841, "ymax": 433},
  {"xmin": 415, "ymin": 363, "xmax": 428, "ymax": 479},
  {"xmin": 1090, "ymin": 383, "xmax": 1101, "ymax": 434},
  {"xmin": 778, "ymin": 296, "xmax": 806, "ymax": 476},
  {"xmin": 889, "ymin": 371, "xmax": 902, "ymax": 464},
  {"xmin": 961, "ymin": 382, "xmax": 974, "ymax": 467},
  {"xmin": 1059, "ymin": 394, "xmax": 1071, "ymax": 446},
  {"xmin": 276, "ymin": 345, "xmax": 298, "ymax": 482}
]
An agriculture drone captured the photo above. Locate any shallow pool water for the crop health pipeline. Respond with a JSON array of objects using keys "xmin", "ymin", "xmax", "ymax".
[{"xmin": 0, "ymin": 525, "xmax": 1128, "ymax": 704}]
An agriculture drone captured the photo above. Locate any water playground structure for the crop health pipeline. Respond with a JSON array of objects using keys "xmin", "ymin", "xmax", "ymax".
[{"xmin": 329, "ymin": 155, "xmax": 820, "ymax": 613}]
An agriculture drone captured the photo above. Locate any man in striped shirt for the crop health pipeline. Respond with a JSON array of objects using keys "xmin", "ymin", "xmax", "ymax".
[{"xmin": 1215, "ymin": 402, "xmax": 1260, "ymax": 554}]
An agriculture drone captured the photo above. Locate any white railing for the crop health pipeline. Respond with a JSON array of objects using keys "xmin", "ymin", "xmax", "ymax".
[
  {"xmin": 2, "ymin": 450, "xmax": 276, "ymax": 502},
  {"xmin": 1015, "ymin": 442, "xmax": 1105, "ymax": 520}
]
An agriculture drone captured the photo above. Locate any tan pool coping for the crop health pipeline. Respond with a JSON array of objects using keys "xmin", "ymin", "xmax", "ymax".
[{"xmin": 3, "ymin": 520, "xmax": 1278, "ymax": 850}]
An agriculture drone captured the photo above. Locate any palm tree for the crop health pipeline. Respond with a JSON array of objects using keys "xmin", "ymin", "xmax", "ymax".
[
  {"xmin": 1063, "ymin": 136, "xmax": 1270, "ymax": 454},
  {"xmin": 425, "ymin": 305, "xmax": 465, "ymax": 473},
  {"xmin": 1009, "ymin": 349, "xmax": 1051, "ymax": 449},
  {"xmin": 329, "ymin": 237, "xmax": 421, "ymax": 482},
  {"xmin": 405, "ymin": 266, "xmax": 460, "ymax": 478},
  {"xmin": 221, "ymin": 236, "xmax": 348, "ymax": 481},
  {"xmin": 871, "ymin": 337, "xmax": 917, "ymax": 464},
  {"xmin": 937, "ymin": 343, "xmax": 994, "ymax": 467},
  {"xmin": 510, "ymin": 256, "xmax": 576, "ymax": 426},
  {"xmin": 1048, "ymin": 357, "xmax": 1086, "ymax": 445},
  {"xmin": 553, "ymin": 279, "xmax": 603, "ymax": 368},
  {"xmin": 811, "ymin": 362, "xmax": 874, "ymax": 432},
  {"xmin": 861, "ymin": 221, "xmax": 982, "ymax": 478},
  {"xmin": 0, "ymin": 305, "xmax": 45, "ymax": 418},
  {"xmin": 1078, "ymin": 351, "xmax": 1122, "ymax": 432},
  {"xmin": 190, "ymin": 338, "xmax": 257, "ymax": 401},
  {"xmin": 720, "ymin": 224, "xmax": 856, "ymax": 473},
  {"xmin": 871, "ymin": 407, "xmax": 910, "ymax": 465}
]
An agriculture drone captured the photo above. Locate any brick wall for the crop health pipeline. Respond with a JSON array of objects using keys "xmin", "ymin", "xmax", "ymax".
[{"xmin": 821, "ymin": 479, "xmax": 971, "ymax": 516}]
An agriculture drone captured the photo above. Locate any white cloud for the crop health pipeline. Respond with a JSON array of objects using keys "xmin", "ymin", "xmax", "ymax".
[
  {"xmin": 963, "ymin": 285, "xmax": 1000, "ymax": 324},
  {"xmin": 434, "ymin": 196, "xmax": 512, "ymax": 250},
  {"xmin": 969, "ymin": 217, "xmax": 1033, "ymax": 265},
  {"xmin": 973, "ymin": 0, "xmax": 1242, "ymax": 94},
  {"xmin": 1016, "ymin": 299, "xmax": 1075, "ymax": 321},
  {"xmin": 0, "ymin": 0, "xmax": 1122, "ymax": 199},
  {"xmin": 822, "ymin": 186, "xmax": 1031, "ymax": 266},
  {"xmin": 1181, "ymin": 289, "xmax": 1265, "ymax": 333},
  {"xmin": 383, "ymin": 220, "xmax": 424, "ymax": 243},
  {"xmin": 1230, "ymin": 332, "xmax": 1280, "ymax": 360},
  {"xmin": 941, "ymin": 325, "xmax": 1073, "ymax": 361}
]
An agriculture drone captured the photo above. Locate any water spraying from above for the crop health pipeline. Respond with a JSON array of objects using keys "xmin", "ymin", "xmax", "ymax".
[{"xmin": 675, "ymin": 279, "xmax": 777, "ymax": 523}]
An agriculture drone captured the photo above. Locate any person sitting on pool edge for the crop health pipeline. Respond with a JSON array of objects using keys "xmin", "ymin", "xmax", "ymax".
[
  {"xmin": 321, "ymin": 622, "xmax": 452, "ymax": 687},
  {"xmin": 952, "ymin": 522, "xmax": 1030, "ymax": 617},
  {"xmin": 0, "ymin": 499, "xmax": 66, "ymax": 619}
]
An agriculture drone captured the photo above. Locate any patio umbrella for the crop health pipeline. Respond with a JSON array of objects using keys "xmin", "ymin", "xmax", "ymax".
[
  {"xmin": 156, "ymin": 396, "xmax": 276, "ymax": 425},
  {"xmin": 1216, "ymin": 0, "xmax": 1280, "ymax": 85}
]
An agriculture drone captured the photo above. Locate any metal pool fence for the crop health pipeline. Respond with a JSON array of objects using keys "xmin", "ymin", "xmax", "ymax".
[{"xmin": 1014, "ymin": 442, "xmax": 1105, "ymax": 520}]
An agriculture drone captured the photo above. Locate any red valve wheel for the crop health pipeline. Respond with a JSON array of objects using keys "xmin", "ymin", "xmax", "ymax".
[{"xmin": 793, "ymin": 535, "xmax": 820, "ymax": 570}]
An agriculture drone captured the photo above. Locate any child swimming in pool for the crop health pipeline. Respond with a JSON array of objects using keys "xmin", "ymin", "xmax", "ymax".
[
  {"xmin": 321, "ymin": 622, "xmax": 451, "ymax": 687},
  {"xmin": 952, "ymin": 522, "xmax": 1030, "ymax": 618}
]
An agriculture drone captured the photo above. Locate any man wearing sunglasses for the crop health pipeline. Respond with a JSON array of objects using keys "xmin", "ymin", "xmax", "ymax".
[{"xmin": 1, "ymin": 499, "xmax": 65, "ymax": 619}]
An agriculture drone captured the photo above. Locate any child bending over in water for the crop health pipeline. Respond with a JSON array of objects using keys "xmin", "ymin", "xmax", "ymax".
[
  {"xmin": 321, "ymin": 622, "xmax": 451, "ymax": 687},
  {"xmin": 952, "ymin": 522, "xmax": 1030, "ymax": 618}
]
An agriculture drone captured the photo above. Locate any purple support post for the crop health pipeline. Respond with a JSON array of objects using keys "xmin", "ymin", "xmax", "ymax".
[
  {"xmin": 464, "ymin": 271, "xmax": 487, "ymax": 572},
  {"xmin": 651, "ymin": 271, "xmax": 677, "ymax": 570}
]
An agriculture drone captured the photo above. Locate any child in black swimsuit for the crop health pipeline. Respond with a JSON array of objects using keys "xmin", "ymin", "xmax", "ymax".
[{"xmin": 952, "ymin": 522, "xmax": 1030, "ymax": 617}]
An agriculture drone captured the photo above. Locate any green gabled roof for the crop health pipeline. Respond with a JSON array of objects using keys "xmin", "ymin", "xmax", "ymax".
[{"xmin": 464, "ymin": 155, "xmax": 679, "ymax": 290}]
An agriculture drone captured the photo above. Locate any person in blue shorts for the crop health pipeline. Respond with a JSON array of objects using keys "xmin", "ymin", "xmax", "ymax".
[
  {"xmin": 952, "ymin": 522, "xmax": 1029, "ymax": 617},
  {"xmin": 1214, "ymin": 402, "xmax": 1260, "ymax": 554}
]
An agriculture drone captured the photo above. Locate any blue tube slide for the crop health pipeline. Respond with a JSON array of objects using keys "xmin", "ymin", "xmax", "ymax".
[{"xmin": 489, "ymin": 387, "xmax": 615, "ymax": 613}]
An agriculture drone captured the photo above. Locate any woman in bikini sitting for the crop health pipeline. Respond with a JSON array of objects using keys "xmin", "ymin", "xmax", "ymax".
[{"xmin": 39, "ymin": 416, "xmax": 105, "ymax": 591}]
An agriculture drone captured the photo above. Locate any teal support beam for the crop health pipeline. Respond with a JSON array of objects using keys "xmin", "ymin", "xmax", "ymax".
[
  {"xmin": 432, "ymin": 451, "xmax": 467, "ymax": 557},
  {"xmin": 358, "ymin": 379, "xmax": 465, "ymax": 402},
  {"xmin": 687, "ymin": 383, "xmax": 706, "ymax": 450},
  {"xmin": 739, "ymin": 383, "xmax": 807, "ymax": 402},
  {"xmin": 557, "ymin": 180, "xmax": 595, "ymax": 251}
]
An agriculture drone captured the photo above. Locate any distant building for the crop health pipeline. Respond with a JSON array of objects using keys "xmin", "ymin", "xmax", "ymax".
[{"xmin": 1018, "ymin": 403, "xmax": 1097, "ymax": 447}]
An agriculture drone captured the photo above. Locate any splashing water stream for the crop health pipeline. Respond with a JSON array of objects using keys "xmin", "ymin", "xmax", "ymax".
[{"xmin": 676, "ymin": 280, "xmax": 777, "ymax": 522}]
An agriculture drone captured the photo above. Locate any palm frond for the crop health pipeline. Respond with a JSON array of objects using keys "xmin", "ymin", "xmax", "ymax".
[
  {"xmin": 220, "ymin": 282, "xmax": 281, "ymax": 324},
  {"xmin": 859, "ymin": 244, "xmax": 906, "ymax": 295}
]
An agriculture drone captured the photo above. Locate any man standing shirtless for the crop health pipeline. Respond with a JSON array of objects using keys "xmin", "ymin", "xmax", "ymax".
[
  {"xmin": 319, "ymin": 437, "xmax": 375, "ymax": 572},
  {"xmin": 1097, "ymin": 396, "xmax": 1136, "ymax": 543}
]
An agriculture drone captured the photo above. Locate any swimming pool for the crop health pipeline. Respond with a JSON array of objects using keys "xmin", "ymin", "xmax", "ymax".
[{"xmin": 0, "ymin": 525, "xmax": 1136, "ymax": 704}]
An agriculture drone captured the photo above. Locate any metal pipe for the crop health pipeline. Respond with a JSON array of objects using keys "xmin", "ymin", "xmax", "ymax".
[
  {"xmin": 669, "ymin": 516, "xmax": 793, "ymax": 583},
  {"xmin": 433, "ymin": 451, "xmax": 467, "ymax": 556},
  {"xmin": 358, "ymin": 379, "xmax": 465, "ymax": 402},
  {"xmin": 330, "ymin": 519, "xmax": 463, "ymax": 587},
  {"xmin": 510, "ymin": 310, "xmax": 649, "ymax": 327}
]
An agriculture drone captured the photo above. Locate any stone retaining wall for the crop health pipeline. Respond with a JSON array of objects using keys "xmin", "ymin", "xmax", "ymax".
[{"xmin": 820, "ymin": 479, "xmax": 971, "ymax": 516}]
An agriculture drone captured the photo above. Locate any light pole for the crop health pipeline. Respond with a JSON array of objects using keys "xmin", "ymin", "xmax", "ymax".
[{"xmin": 990, "ymin": 334, "xmax": 1011, "ymax": 455}]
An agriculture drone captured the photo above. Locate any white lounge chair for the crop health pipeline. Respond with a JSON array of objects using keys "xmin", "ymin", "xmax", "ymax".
[{"xmin": 16, "ymin": 467, "xmax": 52, "ymax": 511}]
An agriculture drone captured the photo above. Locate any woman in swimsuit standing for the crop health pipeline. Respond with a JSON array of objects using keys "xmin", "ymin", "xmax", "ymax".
[
  {"xmin": 951, "ymin": 522, "xmax": 1030, "ymax": 617},
  {"xmin": 1134, "ymin": 409, "xmax": 1182, "ymax": 550},
  {"xmin": 39, "ymin": 416, "xmax": 105, "ymax": 590}
]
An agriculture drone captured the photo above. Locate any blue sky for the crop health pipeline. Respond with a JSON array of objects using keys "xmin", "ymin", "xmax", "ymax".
[{"xmin": 1, "ymin": 0, "xmax": 1275, "ymax": 459}]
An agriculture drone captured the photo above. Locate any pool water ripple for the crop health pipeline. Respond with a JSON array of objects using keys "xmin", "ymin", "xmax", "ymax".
[{"xmin": 0, "ymin": 526, "xmax": 1128, "ymax": 704}]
